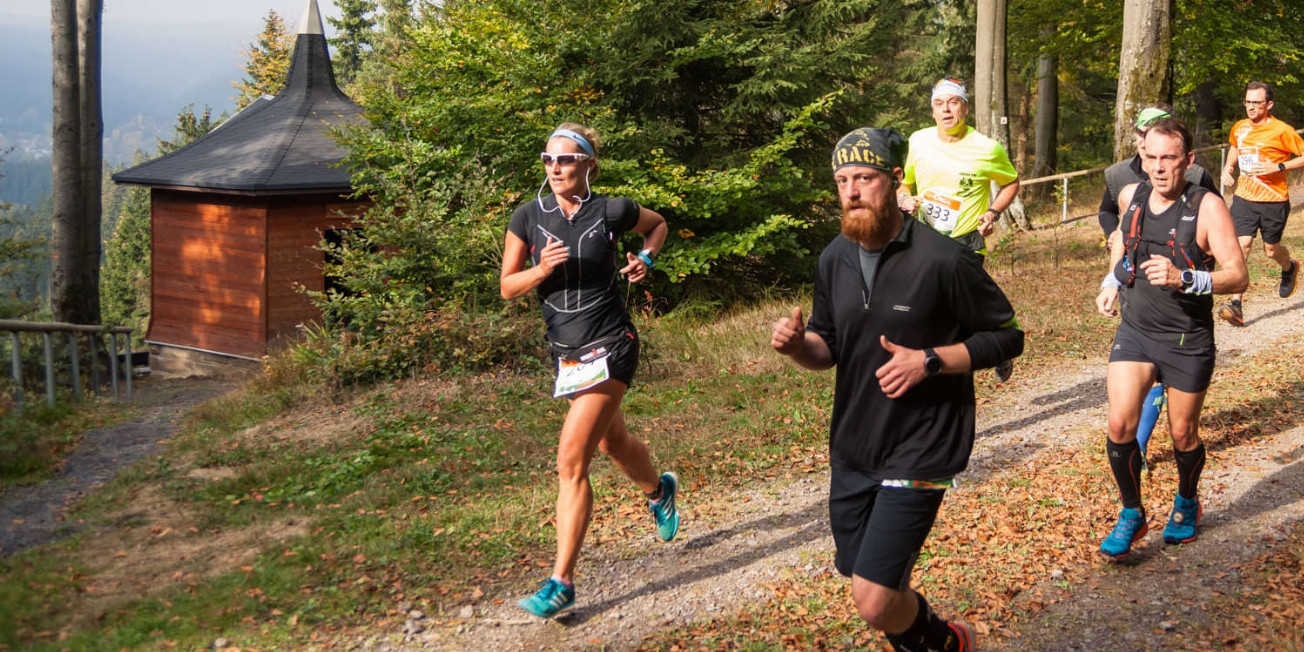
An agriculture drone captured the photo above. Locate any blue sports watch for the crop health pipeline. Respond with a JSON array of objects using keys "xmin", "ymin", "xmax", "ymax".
[{"xmin": 637, "ymin": 249, "xmax": 655, "ymax": 270}]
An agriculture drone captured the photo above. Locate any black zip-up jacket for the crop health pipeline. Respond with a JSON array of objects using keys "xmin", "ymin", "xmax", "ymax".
[{"xmin": 807, "ymin": 217, "xmax": 1024, "ymax": 480}]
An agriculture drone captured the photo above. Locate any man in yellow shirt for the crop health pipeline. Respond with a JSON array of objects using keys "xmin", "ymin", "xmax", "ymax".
[
  {"xmin": 900, "ymin": 77, "xmax": 1020, "ymax": 381},
  {"xmin": 899, "ymin": 77, "xmax": 1020, "ymax": 258},
  {"xmin": 1218, "ymin": 81, "xmax": 1304, "ymax": 326}
]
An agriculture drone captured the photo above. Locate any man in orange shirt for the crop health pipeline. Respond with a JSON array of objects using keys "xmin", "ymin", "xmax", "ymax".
[{"xmin": 1218, "ymin": 81, "xmax": 1304, "ymax": 326}]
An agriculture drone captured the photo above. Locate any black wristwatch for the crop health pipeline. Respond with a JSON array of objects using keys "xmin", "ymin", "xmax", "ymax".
[
  {"xmin": 1180, "ymin": 269, "xmax": 1195, "ymax": 289},
  {"xmin": 923, "ymin": 348, "xmax": 943, "ymax": 376},
  {"xmin": 1280, "ymin": 163, "xmax": 1288, "ymax": 173}
]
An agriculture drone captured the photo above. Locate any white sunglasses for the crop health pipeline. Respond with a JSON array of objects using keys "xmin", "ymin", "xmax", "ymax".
[{"xmin": 540, "ymin": 152, "xmax": 591, "ymax": 166}]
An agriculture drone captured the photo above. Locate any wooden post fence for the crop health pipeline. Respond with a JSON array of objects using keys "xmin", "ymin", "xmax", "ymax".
[{"xmin": 0, "ymin": 320, "xmax": 135, "ymax": 411}]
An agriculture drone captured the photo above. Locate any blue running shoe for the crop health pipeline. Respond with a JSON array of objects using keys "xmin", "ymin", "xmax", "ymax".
[
  {"xmin": 517, "ymin": 577, "xmax": 574, "ymax": 618},
  {"xmin": 649, "ymin": 472, "xmax": 680, "ymax": 542},
  {"xmin": 1162, "ymin": 495, "xmax": 1202, "ymax": 544},
  {"xmin": 1100, "ymin": 507, "xmax": 1148, "ymax": 558}
]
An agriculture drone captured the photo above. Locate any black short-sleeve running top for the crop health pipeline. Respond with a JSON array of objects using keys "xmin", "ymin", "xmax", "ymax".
[{"xmin": 507, "ymin": 194, "xmax": 641, "ymax": 347}]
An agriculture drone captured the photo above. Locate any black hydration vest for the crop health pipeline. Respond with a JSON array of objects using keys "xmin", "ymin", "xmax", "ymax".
[{"xmin": 1113, "ymin": 181, "xmax": 1215, "ymax": 341}]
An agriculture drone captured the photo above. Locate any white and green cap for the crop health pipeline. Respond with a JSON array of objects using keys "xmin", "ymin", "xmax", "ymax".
[{"xmin": 1135, "ymin": 107, "xmax": 1172, "ymax": 129}]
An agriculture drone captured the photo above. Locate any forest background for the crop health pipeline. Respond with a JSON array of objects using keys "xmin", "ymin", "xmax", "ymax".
[{"xmin": 1, "ymin": 0, "xmax": 1303, "ymax": 385}]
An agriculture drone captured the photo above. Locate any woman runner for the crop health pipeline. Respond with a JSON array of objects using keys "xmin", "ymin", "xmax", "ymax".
[{"xmin": 500, "ymin": 122, "xmax": 679, "ymax": 618}]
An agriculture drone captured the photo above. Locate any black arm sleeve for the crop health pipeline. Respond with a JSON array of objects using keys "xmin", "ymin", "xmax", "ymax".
[
  {"xmin": 806, "ymin": 255, "xmax": 839, "ymax": 362},
  {"xmin": 1098, "ymin": 187, "xmax": 1120, "ymax": 236},
  {"xmin": 949, "ymin": 252, "xmax": 1024, "ymax": 370}
]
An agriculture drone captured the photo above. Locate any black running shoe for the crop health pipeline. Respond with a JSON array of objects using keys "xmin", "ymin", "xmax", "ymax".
[
  {"xmin": 1280, "ymin": 260, "xmax": 1299, "ymax": 298},
  {"xmin": 994, "ymin": 358, "xmax": 1014, "ymax": 383}
]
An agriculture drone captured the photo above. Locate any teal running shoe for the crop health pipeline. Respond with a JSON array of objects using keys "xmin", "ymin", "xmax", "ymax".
[
  {"xmin": 649, "ymin": 472, "xmax": 680, "ymax": 541},
  {"xmin": 517, "ymin": 577, "xmax": 574, "ymax": 618},
  {"xmin": 1100, "ymin": 507, "xmax": 1148, "ymax": 558},
  {"xmin": 1162, "ymin": 494, "xmax": 1202, "ymax": 544}
]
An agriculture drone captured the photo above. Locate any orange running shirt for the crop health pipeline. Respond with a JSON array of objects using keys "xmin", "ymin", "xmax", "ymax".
[{"xmin": 1229, "ymin": 116, "xmax": 1304, "ymax": 203}]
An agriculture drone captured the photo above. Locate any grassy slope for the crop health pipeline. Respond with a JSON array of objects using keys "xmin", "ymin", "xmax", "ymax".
[{"xmin": 1, "ymin": 217, "xmax": 1302, "ymax": 649}]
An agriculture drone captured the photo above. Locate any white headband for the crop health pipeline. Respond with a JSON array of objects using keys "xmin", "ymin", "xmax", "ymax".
[{"xmin": 931, "ymin": 80, "xmax": 968, "ymax": 104}]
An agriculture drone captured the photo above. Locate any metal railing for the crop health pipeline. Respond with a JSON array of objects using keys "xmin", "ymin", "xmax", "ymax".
[
  {"xmin": 0, "ymin": 320, "xmax": 134, "ymax": 411},
  {"xmin": 1019, "ymin": 127, "xmax": 1304, "ymax": 226}
]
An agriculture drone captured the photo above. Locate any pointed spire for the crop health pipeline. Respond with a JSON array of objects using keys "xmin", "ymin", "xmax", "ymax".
[{"xmin": 297, "ymin": 0, "xmax": 324, "ymax": 36}]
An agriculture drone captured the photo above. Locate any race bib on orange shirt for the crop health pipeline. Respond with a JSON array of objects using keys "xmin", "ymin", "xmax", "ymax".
[{"xmin": 1238, "ymin": 146, "xmax": 1262, "ymax": 175}]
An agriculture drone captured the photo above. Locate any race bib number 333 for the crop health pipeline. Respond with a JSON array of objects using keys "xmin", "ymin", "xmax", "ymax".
[{"xmin": 921, "ymin": 189, "xmax": 962, "ymax": 234}]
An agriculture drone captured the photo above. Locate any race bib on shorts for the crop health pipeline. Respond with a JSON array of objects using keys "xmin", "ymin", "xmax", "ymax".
[
  {"xmin": 1239, "ymin": 146, "xmax": 1261, "ymax": 175},
  {"xmin": 554, "ymin": 356, "xmax": 610, "ymax": 397},
  {"xmin": 921, "ymin": 188, "xmax": 962, "ymax": 234}
]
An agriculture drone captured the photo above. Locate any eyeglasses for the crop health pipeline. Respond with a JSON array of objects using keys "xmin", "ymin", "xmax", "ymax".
[
  {"xmin": 540, "ymin": 152, "xmax": 591, "ymax": 166},
  {"xmin": 1245, "ymin": 100, "xmax": 1268, "ymax": 106}
]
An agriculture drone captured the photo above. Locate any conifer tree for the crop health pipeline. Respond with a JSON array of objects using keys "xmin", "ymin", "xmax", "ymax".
[
  {"xmin": 329, "ymin": 0, "xmax": 376, "ymax": 86},
  {"xmin": 158, "ymin": 105, "xmax": 218, "ymax": 155},
  {"xmin": 0, "ymin": 157, "xmax": 43, "ymax": 319},
  {"xmin": 232, "ymin": 10, "xmax": 294, "ymax": 109},
  {"xmin": 374, "ymin": 0, "xmax": 411, "ymax": 54}
]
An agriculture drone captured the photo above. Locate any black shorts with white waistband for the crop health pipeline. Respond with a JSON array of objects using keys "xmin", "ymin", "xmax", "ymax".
[{"xmin": 828, "ymin": 465, "xmax": 947, "ymax": 591}]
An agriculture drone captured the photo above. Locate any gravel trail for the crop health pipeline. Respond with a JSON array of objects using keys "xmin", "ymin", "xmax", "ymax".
[{"xmin": 0, "ymin": 377, "xmax": 237, "ymax": 556}]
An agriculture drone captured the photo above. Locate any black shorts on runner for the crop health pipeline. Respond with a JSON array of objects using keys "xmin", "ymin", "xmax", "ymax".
[
  {"xmin": 550, "ymin": 330, "xmax": 640, "ymax": 388},
  {"xmin": 1230, "ymin": 196, "xmax": 1291, "ymax": 245},
  {"xmin": 1109, "ymin": 321, "xmax": 1215, "ymax": 393},
  {"xmin": 952, "ymin": 230, "xmax": 987, "ymax": 258},
  {"xmin": 828, "ymin": 466, "xmax": 946, "ymax": 591}
]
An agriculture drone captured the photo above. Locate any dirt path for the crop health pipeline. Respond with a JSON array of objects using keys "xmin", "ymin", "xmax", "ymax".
[
  {"xmin": 389, "ymin": 298, "xmax": 1304, "ymax": 651},
  {"xmin": 0, "ymin": 376, "xmax": 239, "ymax": 556}
]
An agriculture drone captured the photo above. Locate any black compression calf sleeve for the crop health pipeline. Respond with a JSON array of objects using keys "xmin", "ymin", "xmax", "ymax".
[
  {"xmin": 885, "ymin": 592, "xmax": 960, "ymax": 652},
  {"xmin": 1174, "ymin": 443, "xmax": 1206, "ymax": 500},
  {"xmin": 1107, "ymin": 438, "xmax": 1144, "ymax": 509}
]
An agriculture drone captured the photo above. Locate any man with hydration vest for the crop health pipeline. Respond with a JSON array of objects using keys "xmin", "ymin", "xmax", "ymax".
[{"xmin": 1094, "ymin": 117, "xmax": 1247, "ymax": 559}]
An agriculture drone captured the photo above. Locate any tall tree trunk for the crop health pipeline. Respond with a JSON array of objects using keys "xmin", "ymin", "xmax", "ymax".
[
  {"xmin": 975, "ymin": 0, "xmax": 1031, "ymax": 230},
  {"xmin": 973, "ymin": 0, "xmax": 1001, "ymax": 137},
  {"xmin": 78, "ymin": 0, "xmax": 103, "ymax": 324},
  {"xmin": 50, "ymin": 0, "xmax": 85, "ymax": 323},
  {"xmin": 1033, "ymin": 28, "xmax": 1058, "ymax": 203},
  {"xmin": 1114, "ymin": 0, "xmax": 1172, "ymax": 161},
  {"xmin": 1011, "ymin": 75, "xmax": 1029, "ymax": 175}
]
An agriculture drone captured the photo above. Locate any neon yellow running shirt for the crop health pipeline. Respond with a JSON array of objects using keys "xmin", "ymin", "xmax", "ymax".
[{"xmin": 903, "ymin": 126, "xmax": 1018, "ymax": 238}]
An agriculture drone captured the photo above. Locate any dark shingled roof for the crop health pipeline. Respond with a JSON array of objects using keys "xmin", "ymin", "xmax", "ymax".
[{"xmin": 113, "ymin": 28, "xmax": 362, "ymax": 192}]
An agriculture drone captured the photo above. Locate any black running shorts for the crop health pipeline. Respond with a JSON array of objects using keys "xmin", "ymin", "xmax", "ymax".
[
  {"xmin": 952, "ymin": 230, "xmax": 987, "ymax": 259},
  {"xmin": 828, "ymin": 466, "xmax": 947, "ymax": 591},
  {"xmin": 550, "ymin": 330, "xmax": 640, "ymax": 389},
  {"xmin": 1230, "ymin": 196, "xmax": 1291, "ymax": 245},
  {"xmin": 1109, "ymin": 321, "xmax": 1215, "ymax": 393}
]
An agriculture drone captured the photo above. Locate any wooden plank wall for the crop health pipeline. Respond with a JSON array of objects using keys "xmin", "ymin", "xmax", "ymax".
[
  {"xmin": 148, "ymin": 190, "xmax": 268, "ymax": 358},
  {"xmin": 264, "ymin": 195, "xmax": 365, "ymax": 348}
]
